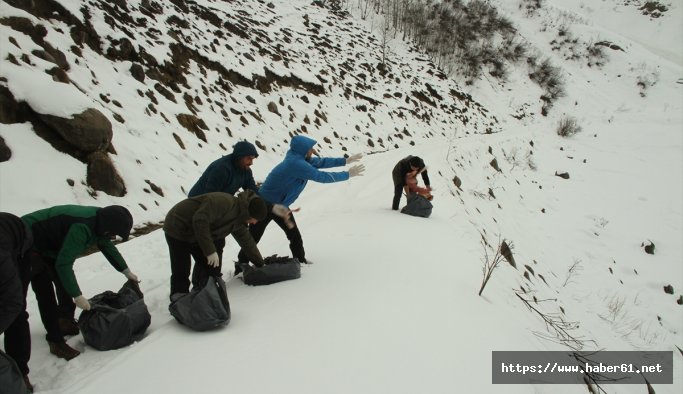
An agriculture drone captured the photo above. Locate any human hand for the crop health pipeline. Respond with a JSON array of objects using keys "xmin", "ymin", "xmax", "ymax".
[
  {"xmin": 123, "ymin": 268, "xmax": 140, "ymax": 283},
  {"xmin": 346, "ymin": 153, "xmax": 362, "ymax": 164},
  {"xmin": 349, "ymin": 164, "xmax": 365, "ymax": 177},
  {"xmin": 207, "ymin": 252, "xmax": 219, "ymax": 267},
  {"xmin": 74, "ymin": 295, "xmax": 91, "ymax": 311}
]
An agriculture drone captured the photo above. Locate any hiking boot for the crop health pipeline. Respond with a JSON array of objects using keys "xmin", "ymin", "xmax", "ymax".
[
  {"xmin": 48, "ymin": 341, "xmax": 80, "ymax": 361},
  {"xmin": 23, "ymin": 375, "xmax": 34, "ymax": 393},
  {"xmin": 58, "ymin": 318, "xmax": 79, "ymax": 336}
]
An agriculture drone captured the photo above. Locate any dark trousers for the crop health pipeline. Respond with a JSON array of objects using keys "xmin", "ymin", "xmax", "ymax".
[
  {"xmin": 166, "ymin": 234, "xmax": 225, "ymax": 297},
  {"xmin": 392, "ymin": 166, "xmax": 406, "ymax": 210},
  {"xmin": 237, "ymin": 211, "xmax": 304, "ymax": 263},
  {"xmin": 29, "ymin": 252, "xmax": 74, "ymax": 343},
  {"xmin": 3, "ymin": 264, "xmax": 31, "ymax": 375}
]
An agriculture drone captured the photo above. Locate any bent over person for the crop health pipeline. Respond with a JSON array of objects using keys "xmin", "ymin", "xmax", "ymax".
[
  {"xmin": 237, "ymin": 135, "xmax": 365, "ymax": 267},
  {"xmin": 392, "ymin": 155, "xmax": 430, "ymax": 210},
  {"xmin": 163, "ymin": 190, "xmax": 269, "ymax": 299},
  {"xmin": 0, "ymin": 212, "xmax": 34, "ymax": 392},
  {"xmin": 22, "ymin": 205, "xmax": 137, "ymax": 360}
]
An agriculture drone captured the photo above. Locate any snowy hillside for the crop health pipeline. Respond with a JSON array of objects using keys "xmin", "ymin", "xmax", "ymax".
[{"xmin": 1, "ymin": 0, "xmax": 681, "ymax": 393}]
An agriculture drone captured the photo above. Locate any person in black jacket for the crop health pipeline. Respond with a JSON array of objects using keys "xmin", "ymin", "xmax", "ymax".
[
  {"xmin": 187, "ymin": 141, "xmax": 259, "ymax": 197},
  {"xmin": 0, "ymin": 212, "xmax": 34, "ymax": 392},
  {"xmin": 392, "ymin": 156, "xmax": 430, "ymax": 210}
]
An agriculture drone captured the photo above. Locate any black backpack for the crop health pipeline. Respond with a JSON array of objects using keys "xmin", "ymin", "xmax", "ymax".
[
  {"xmin": 0, "ymin": 350, "xmax": 30, "ymax": 394},
  {"xmin": 241, "ymin": 255, "xmax": 301, "ymax": 286},
  {"xmin": 169, "ymin": 275, "xmax": 231, "ymax": 331},
  {"xmin": 401, "ymin": 193, "xmax": 433, "ymax": 218},
  {"xmin": 78, "ymin": 281, "xmax": 151, "ymax": 351}
]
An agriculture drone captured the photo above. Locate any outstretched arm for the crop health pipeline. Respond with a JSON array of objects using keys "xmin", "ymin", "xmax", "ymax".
[{"xmin": 308, "ymin": 156, "xmax": 347, "ymax": 169}]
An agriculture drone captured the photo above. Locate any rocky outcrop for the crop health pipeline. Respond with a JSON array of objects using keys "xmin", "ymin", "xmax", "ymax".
[
  {"xmin": 37, "ymin": 108, "xmax": 113, "ymax": 152},
  {"xmin": 86, "ymin": 151, "xmax": 126, "ymax": 197}
]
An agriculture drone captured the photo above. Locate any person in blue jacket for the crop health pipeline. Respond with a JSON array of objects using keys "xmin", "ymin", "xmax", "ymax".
[
  {"xmin": 236, "ymin": 135, "xmax": 365, "ymax": 268},
  {"xmin": 188, "ymin": 141, "xmax": 259, "ymax": 197}
]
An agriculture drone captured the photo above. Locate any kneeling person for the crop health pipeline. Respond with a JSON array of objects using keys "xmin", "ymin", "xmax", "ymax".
[{"xmin": 163, "ymin": 190, "xmax": 268, "ymax": 298}]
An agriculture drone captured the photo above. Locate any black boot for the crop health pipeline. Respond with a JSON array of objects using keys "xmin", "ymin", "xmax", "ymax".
[
  {"xmin": 58, "ymin": 318, "xmax": 79, "ymax": 336},
  {"xmin": 48, "ymin": 341, "xmax": 80, "ymax": 361}
]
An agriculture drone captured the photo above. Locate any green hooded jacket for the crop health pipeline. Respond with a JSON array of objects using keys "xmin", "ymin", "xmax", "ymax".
[
  {"xmin": 22, "ymin": 205, "xmax": 129, "ymax": 297},
  {"xmin": 163, "ymin": 190, "xmax": 265, "ymax": 265}
]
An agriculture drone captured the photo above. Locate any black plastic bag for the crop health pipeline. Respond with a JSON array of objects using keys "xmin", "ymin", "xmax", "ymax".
[
  {"xmin": 401, "ymin": 193, "xmax": 433, "ymax": 218},
  {"xmin": 78, "ymin": 281, "xmax": 151, "ymax": 351},
  {"xmin": 169, "ymin": 275, "xmax": 230, "ymax": 331},
  {"xmin": 0, "ymin": 350, "xmax": 30, "ymax": 394},
  {"xmin": 242, "ymin": 255, "xmax": 301, "ymax": 286}
]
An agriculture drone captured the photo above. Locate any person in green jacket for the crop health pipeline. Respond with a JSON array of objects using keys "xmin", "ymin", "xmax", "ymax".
[
  {"xmin": 163, "ymin": 190, "xmax": 270, "ymax": 298},
  {"xmin": 22, "ymin": 205, "xmax": 137, "ymax": 360}
]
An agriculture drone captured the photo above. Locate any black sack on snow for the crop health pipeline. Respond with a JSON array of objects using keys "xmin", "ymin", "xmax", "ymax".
[
  {"xmin": 0, "ymin": 350, "xmax": 30, "ymax": 394},
  {"xmin": 169, "ymin": 275, "xmax": 230, "ymax": 331},
  {"xmin": 242, "ymin": 255, "xmax": 301, "ymax": 286},
  {"xmin": 400, "ymin": 193, "xmax": 433, "ymax": 218},
  {"xmin": 78, "ymin": 280, "xmax": 151, "ymax": 351}
]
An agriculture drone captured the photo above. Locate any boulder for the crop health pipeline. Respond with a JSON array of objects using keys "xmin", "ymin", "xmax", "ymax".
[
  {"xmin": 37, "ymin": 108, "xmax": 112, "ymax": 152},
  {"xmin": 0, "ymin": 135, "xmax": 11, "ymax": 162},
  {"xmin": 86, "ymin": 151, "xmax": 126, "ymax": 196}
]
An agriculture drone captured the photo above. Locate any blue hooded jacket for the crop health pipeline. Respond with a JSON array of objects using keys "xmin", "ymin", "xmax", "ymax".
[
  {"xmin": 258, "ymin": 136, "xmax": 348, "ymax": 207},
  {"xmin": 188, "ymin": 141, "xmax": 258, "ymax": 197}
]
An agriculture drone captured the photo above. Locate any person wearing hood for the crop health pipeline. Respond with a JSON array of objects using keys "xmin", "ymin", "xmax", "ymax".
[
  {"xmin": 188, "ymin": 140, "xmax": 259, "ymax": 197},
  {"xmin": 163, "ymin": 190, "xmax": 269, "ymax": 298},
  {"xmin": 0, "ymin": 212, "xmax": 34, "ymax": 392},
  {"xmin": 21, "ymin": 205, "xmax": 137, "ymax": 361},
  {"xmin": 236, "ymin": 135, "xmax": 365, "ymax": 267}
]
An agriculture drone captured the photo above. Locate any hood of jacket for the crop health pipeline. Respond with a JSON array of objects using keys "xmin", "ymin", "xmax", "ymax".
[
  {"xmin": 235, "ymin": 190, "xmax": 261, "ymax": 219},
  {"xmin": 289, "ymin": 136, "xmax": 317, "ymax": 157}
]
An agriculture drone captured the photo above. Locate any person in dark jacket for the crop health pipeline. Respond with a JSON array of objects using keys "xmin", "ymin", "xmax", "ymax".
[
  {"xmin": 0, "ymin": 212, "xmax": 34, "ymax": 392},
  {"xmin": 188, "ymin": 141, "xmax": 259, "ymax": 197},
  {"xmin": 22, "ymin": 205, "xmax": 138, "ymax": 360},
  {"xmin": 237, "ymin": 135, "xmax": 365, "ymax": 267},
  {"xmin": 164, "ymin": 190, "xmax": 269, "ymax": 298},
  {"xmin": 392, "ymin": 156, "xmax": 430, "ymax": 210}
]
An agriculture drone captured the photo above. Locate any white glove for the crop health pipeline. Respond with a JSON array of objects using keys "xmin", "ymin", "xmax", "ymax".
[
  {"xmin": 123, "ymin": 268, "xmax": 140, "ymax": 283},
  {"xmin": 272, "ymin": 204, "xmax": 296, "ymax": 229},
  {"xmin": 349, "ymin": 164, "xmax": 365, "ymax": 177},
  {"xmin": 346, "ymin": 153, "xmax": 362, "ymax": 164},
  {"xmin": 207, "ymin": 252, "xmax": 219, "ymax": 267},
  {"xmin": 74, "ymin": 295, "xmax": 91, "ymax": 311},
  {"xmin": 272, "ymin": 204, "xmax": 290, "ymax": 218}
]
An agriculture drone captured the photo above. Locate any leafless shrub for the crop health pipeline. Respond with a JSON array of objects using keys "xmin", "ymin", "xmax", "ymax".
[
  {"xmin": 519, "ymin": 0, "xmax": 544, "ymax": 16},
  {"xmin": 478, "ymin": 238, "xmax": 511, "ymax": 296},
  {"xmin": 562, "ymin": 259, "xmax": 582, "ymax": 287},
  {"xmin": 528, "ymin": 56, "xmax": 565, "ymax": 114},
  {"xmin": 557, "ymin": 116, "xmax": 582, "ymax": 137},
  {"xmin": 515, "ymin": 291, "xmax": 592, "ymax": 350}
]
